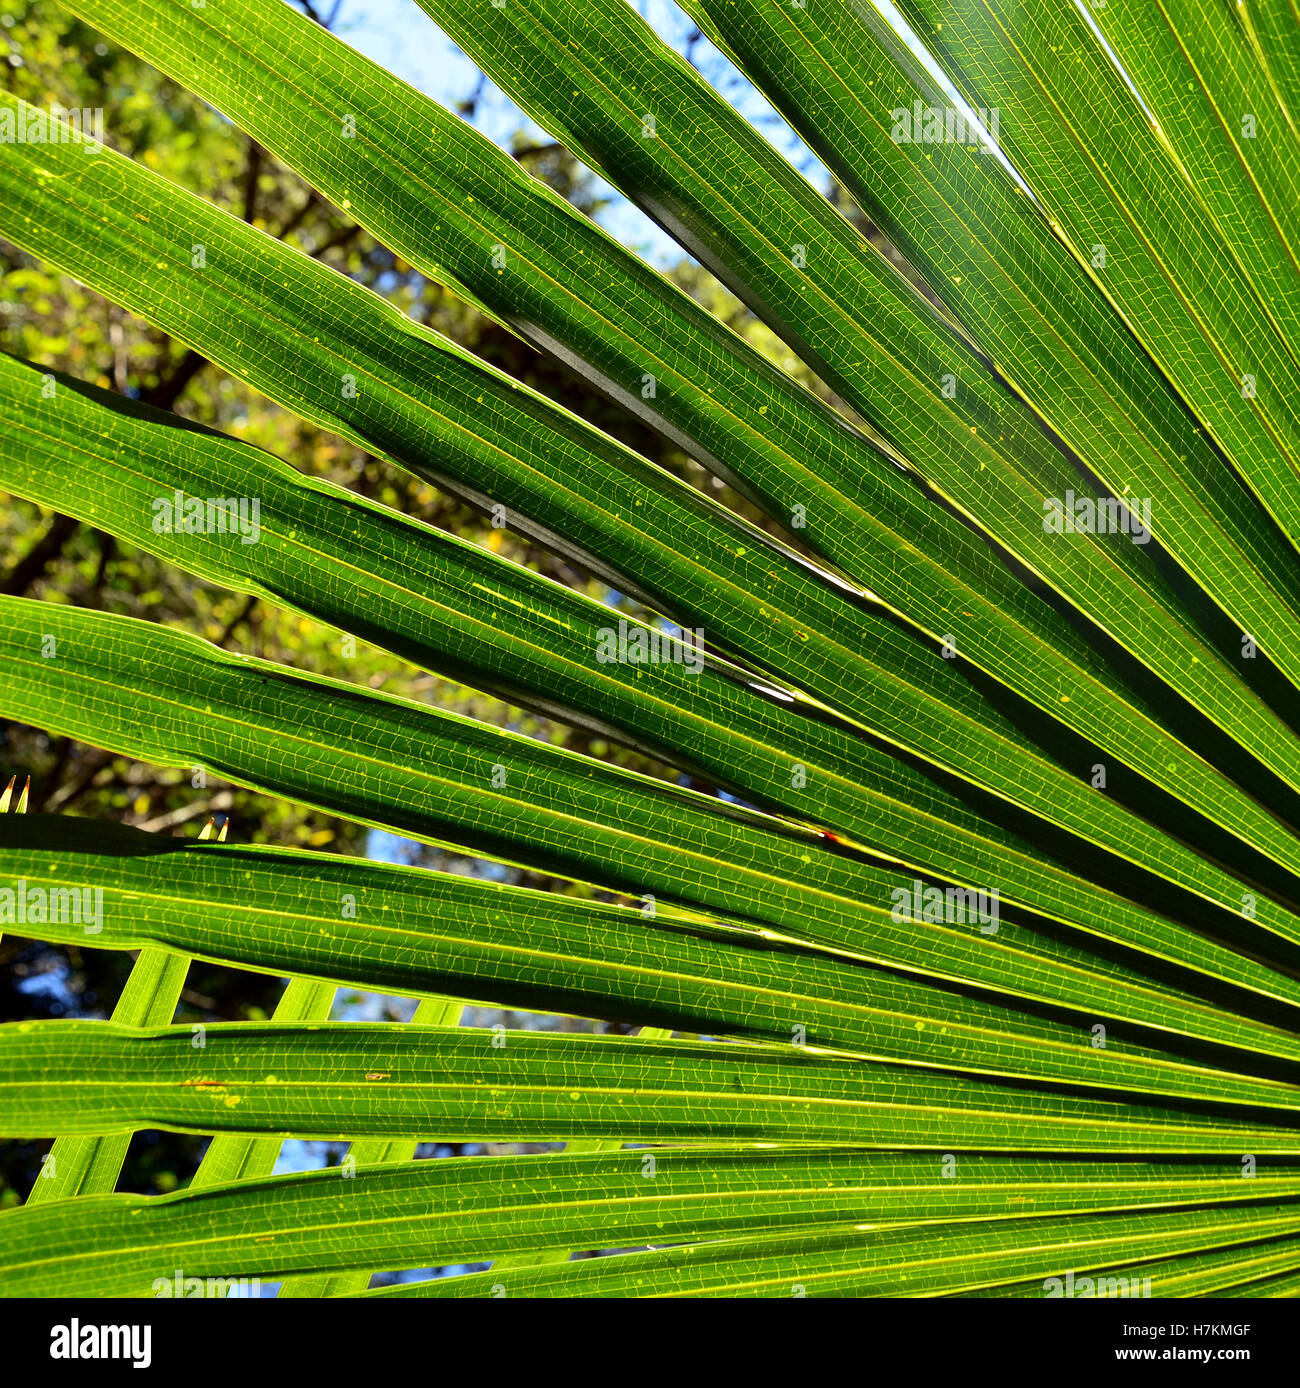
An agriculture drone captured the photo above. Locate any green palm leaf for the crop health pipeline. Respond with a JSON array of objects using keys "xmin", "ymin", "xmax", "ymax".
[
  {"xmin": 893, "ymin": 0, "xmax": 1300, "ymax": 543},
  {"xmin": 1, "ymin": 0, "xmax": 1298, "ymax": 1301},
  {"xmin": 5, "ymin": 1154, "xmax": 1297, "ymax": 1298}
]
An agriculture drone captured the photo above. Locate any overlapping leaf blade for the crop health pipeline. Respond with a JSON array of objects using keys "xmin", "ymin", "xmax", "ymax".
[
  {"xmin": 413, "ymin": 0, "xmax": 1300, "ymax": 782},
  {"xmin": 6, "ymin": 14, "xmax": 1300, "ymax": 887},
  {"xmin": 893, "ymin": 0, "xmax": 1300, "ymax": 543},
  {"xmin": 10, "ymin": 599, "xmax": 1300, "ymax": 1049},
  {"xmin": 679, "ymin": 0, "xmax": 1300, "ymax": 642},
  {"xmin": 361, "ymin": 1205, "xmax": 1300, "ymax": 1298},
  {"xmin": 6, "ymin": 1152, "xmax": 1300, "ymax": 1297},
  {"xmin": 0, "ymin": 0, "xmax": 1297, "ymax": 1301},
  {"xmin": 11, "ymin": 816, "xmax": 1300, "ymax": 1094},
  {"xmin": 9, "ymin": 1020, "xmax": 1300, "ymax": 1151},
  {"xmin": 3, "ymin": 353, "xmax": 1297, "ymax": 965}
]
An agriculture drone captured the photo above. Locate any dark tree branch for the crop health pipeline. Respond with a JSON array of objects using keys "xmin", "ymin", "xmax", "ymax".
[
  {"xmin": 276, "ymin": 187, "xmax": 322, "ymax": 243},
  {"xmin": 37, "ymin": 737, "xmax": 73, "ymax": 813},
  {"xmin": 216, "ymin": 594, "xmax": 259, "ymax": 650},
  {"xmin": 458, "ymin": 70, "xmax": 489, "ymax": 120},
  {"xmin": 511, "ymin": 142, "xmax": 563, "ymax": 162},
  {"xmin": 311, "ymin": 222, "xmax": 364, "ymax": 259},
  {"xmin": 43, "ymin": 750, "xmax": 111, "ymax": 813},
  {"xmin": 1, "ymin": 513, "xmax": 79, "ymax": 596},
  {"xmin": 142, "ymin": 349, "xmax": 208, "ymax": 410},
  {"xmin": 89, "ymin": 530, "xmax": 115, "ymax": 602},
  {"xmin": 240, "ymin": 138, "xmax": 264, "ymax": 224}
]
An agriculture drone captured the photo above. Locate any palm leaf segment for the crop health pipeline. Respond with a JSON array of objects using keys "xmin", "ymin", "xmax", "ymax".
[{"xmin": 1, "ymin": 0, "xmax": 1299, "ymax": 1297}]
